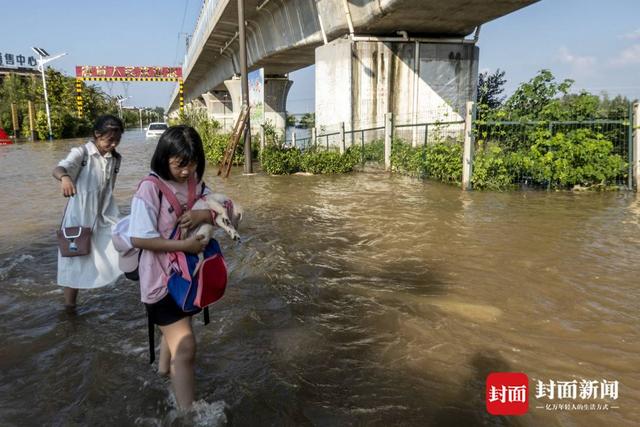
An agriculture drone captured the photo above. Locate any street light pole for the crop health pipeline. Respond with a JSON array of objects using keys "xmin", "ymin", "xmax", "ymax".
[
  {"xmin": 32, "ymin": 47, "xmax": 66, "ymax": 141},
  {"xmin": 116, "ymin": 96, "xmax": 132, "ymax": 120},
  {"xmin": 40, "ymin": 65, "xmax": 52, "ymax": 140}
]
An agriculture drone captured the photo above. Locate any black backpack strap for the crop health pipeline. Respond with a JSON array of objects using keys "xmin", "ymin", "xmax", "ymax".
[
  {"xmin": 110, "ymin": 151, "xmax": 122, "ymax": 189},
  {"xmin": 203, "ymin": 307, "xmax": 210, "ymax": 325},
  {"xmin": 80, "ymin": 144, "xmax": 89, "ymax": 167},
  {"xmin": 113, "ymin": 150, "xmax": 121, "ymax": 174},
  {"xmin": 148, "ymin": 311, "xmax": 155, "ymax": 364}
]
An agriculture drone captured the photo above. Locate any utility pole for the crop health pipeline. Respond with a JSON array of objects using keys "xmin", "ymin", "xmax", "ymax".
[
  {"xmin": 11, "ymin": 103, "xmax": 19, "ymax": 139},
  {"xmin": 28, "ymin": 101, "xmax": 35, "ymax": 141},
  {"xmin": 138, "ymin": 108, "xmax": 143, "ymax": 130},
  {"xmin": 238, "ymin": 0, "xmax": 252, "ymax": 173}
]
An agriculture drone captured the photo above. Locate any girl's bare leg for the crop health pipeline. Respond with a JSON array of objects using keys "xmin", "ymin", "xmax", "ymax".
[
  {"xmin": 158, "ymin": 335, "xmax": 171, "ymax": 376},
  {"xmin": 64, "ymin": 287, "xmax": 78, "ymax": 309},
  {"xmin": 158, "ymin": 317, "xmax": 196, "ymax": 409}
]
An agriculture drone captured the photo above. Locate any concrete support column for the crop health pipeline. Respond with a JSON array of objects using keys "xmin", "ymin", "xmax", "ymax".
[
  {"xmin": 264, "ymin": 75, "xmax": 293, "ymax": 137},
  {"xmin": 224, "ymin": 76, "xmax": 243, "ymax": 124},
  {"xmin": 316, "ymin": 38, "xmax": 479, "ymax": 148},
  {"xmin": 190, "ymin": 97, "xmax": 206, "ymax": 110},
  {"xmin": 202, "ymin": 91, "xmax": 233, "ymax": 131},
  {"xmin": 633, "ymin": 102, "xmax": 640, "ymax": 191},
  {"xmin": 316, "ymin": 38, "xmax": 353, "ymax": 142}
]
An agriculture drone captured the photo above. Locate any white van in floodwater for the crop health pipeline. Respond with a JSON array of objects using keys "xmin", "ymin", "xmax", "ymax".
[{"xmin": 145, "ymin": 122, "xmax": 168, "ymax": 138}]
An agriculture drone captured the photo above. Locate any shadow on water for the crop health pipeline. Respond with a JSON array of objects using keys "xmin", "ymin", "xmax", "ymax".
[{"xmin": 431, "ymin": 352, "xmax": 523, "ymax": 427}]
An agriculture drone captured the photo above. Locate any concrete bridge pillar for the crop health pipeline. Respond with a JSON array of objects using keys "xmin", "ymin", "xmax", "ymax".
[
  {"xmin": 264, "ymin": 75, "xmax": 293, "ymax": 135},
  {"xmin": 224, "ymin": 75, "xmax": 292, "ymax": 135},
  {"xmin": 315, "ymin": 37, "xmax": 478, "ymax": 147},
  {"xmin": 223, "ymin": 76, "xmax": 243, "ymax": 125},
  {"xmin": 202, "ymin": 91, "xmax": 233, "ymax": 131}
]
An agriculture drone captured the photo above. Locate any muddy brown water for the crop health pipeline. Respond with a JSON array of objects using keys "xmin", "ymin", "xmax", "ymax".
[{"xmin": 0, "ymin": 131, "xmax": 638, "ymax": 426}]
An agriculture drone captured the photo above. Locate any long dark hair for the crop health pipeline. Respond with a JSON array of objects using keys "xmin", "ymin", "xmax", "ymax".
[{"xmin": 150, "ymin": 125, "xmax": 205, "ymax": 181}]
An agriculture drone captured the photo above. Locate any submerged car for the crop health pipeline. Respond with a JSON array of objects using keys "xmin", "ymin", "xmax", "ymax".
[{"xmin": 145, "ymin": 122, "xmax": 168, "ymax": 138}]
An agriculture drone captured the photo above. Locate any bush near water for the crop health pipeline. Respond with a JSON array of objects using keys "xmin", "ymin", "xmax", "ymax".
[
  {"xmin": 1, "ymin": 68, "xmax": 164, "ymax": 139},
  {"xmin": 171, "ymin": 69, "xmax": 634, "ymax": 191}
]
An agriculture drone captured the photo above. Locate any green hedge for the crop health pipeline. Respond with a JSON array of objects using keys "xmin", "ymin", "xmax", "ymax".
[
  {"xmin": 472, "ymin": 129, "xmax": 626, "ymax": 190},
  {"xmin": 260, "ymin": 146, "xmax": 303, "ymax": 174},
  {"xmin": 390, "ymin": 139, "xmax": 463, "ymax": 184},
  {"xmin": 260, "ymin": 145, "xmax": 360, "ymax": 175},
  {"xmin": 300, "ymin": 149, "xmax": 359, "ymax": 174},
  {"xmin": 190, "ymin": 110, "xmax": 625, "ymax": 191}
]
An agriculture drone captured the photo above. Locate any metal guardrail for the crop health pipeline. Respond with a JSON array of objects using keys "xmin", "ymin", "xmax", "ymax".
[
  {"xmin": 183, "ymin": 0, "xmax": 220, "ymax": 75},
  {"xmin": 474, "ymin": 117, "xmax": 633, "ymax": 187}
]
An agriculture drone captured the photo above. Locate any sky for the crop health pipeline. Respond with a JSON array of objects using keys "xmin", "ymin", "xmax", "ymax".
[{"xmin": 2, "ymin": 0, "xmax": 639, "ymax": 113}]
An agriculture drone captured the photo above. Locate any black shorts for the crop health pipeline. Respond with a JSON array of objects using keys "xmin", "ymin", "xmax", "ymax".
[{"xmin": 145, "ymin": 293, "xmax": 200, "ymax": 326}]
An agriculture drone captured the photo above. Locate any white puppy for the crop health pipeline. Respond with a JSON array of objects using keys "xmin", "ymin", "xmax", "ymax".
[
  {"xmin": 184, "ymin": 193, "xmax": 243, "ymax": 274},
  {"xmin": 187, "ymin": 193, "xmax": 243, "ymax": 243}
]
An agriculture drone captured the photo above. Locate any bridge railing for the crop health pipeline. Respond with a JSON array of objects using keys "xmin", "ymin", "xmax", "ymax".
[{"xmin": 183, "ymin": 0, "xmax": 222, "ymax": 76}]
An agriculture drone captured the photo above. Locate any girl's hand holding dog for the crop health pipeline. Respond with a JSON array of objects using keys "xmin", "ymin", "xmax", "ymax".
[
  {"xmin": 178, "ymin": 210, "xmax": 210, "ymax": 230},
  {"xmin": 181, "ymin": 234, "xmax": 208, "ymax": 254},
  {"xmin": 60, "ymin": 176, "xmax": 76, "ymax": 197}
]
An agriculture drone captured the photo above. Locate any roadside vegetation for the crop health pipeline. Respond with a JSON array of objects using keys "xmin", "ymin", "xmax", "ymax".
[
  {"xmin": 0, "ymin": 68, "xmax": 164, "ymax": 139},
  {"xmin": 170, "ymin": 69, "xmax": 637, "ymax": 191}
]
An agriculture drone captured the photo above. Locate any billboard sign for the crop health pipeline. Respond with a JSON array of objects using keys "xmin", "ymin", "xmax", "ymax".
[
  {"xmin": 0, "ymin": 51, "xmax": 38, "ymax": 69},
  {"xmin": 75, "ymin": 66, "xmax": 182, "ymax": 81},
  {"xmin": 248, "ymin": 68, "xmax": 264, "ymax": 124}
]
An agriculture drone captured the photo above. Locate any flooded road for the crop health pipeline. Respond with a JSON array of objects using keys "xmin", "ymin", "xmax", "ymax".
[{"xmin": 0, "ymin": 131, "xmax": 638, "ymax": 426}]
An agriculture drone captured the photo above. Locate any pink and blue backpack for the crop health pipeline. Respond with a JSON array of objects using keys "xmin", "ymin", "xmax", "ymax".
[{"xmin": 140, "ymin": 174, "xmax": 228, "ymax": 363}]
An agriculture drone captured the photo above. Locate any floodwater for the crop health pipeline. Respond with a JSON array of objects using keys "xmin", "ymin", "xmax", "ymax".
[{"xmin": 0, "ymin": 131, "xmax": 638, "ymax": 426}]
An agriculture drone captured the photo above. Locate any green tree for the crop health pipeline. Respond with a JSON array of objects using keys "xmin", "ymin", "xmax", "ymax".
[
  {"xmin": 598, "ymin": 93, "xmax": 633, "ymax": 119},
  {"xmin": 299, "ymin": 112, "xmax": 315, "ymax": 129},
  {"xmin": 285, "ymin": 113, "xmax": 296, "ymax": 127},
  {"xmin": 541, "ymin": 91, "xmax": 600, "ymax": 121},
  {"xmin": 504, "ymin": 69, "xmax": 573, "ymax": 119},
  {"xmin": 477, "ymin": 69, "xmax": 506, "ymax": 109},
  {"xmin": 0, "ymin": 73, "xmax": 38, "ymax": 136}
]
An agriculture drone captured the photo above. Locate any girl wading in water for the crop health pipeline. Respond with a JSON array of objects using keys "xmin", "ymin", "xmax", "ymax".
[
  {"xmin": 52, "ymin": 115, "xmax": 124, "ymax": 311},
  {"xmin": 129, "ymin": 126, "xmax": 220, "ymax": 409}
]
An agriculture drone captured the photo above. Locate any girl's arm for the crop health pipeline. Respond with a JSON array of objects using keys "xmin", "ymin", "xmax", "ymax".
[
  {"xmin": 131, "ymin": 234, "xmax": 208, "ymax": 254},
  {"xmin": 53, "ymin": 166, "xmax": 77, "ymax": 197},
  {"xmin": 54, "ymin": 146, "xmax": 84, "ymax": 197}
]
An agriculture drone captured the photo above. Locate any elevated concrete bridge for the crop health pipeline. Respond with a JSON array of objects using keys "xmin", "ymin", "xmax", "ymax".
[{"xmin": 169, "ymin": 0, "xmax": 538, "ymax": 133}]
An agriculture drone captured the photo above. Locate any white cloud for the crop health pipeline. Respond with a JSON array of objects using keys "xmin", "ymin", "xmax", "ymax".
[
  {"xmin": 622, "ymin": 29, "xmax": 640, "ymax": 40},
  {"xmin": 610, "ymin": 44, "xmax": 640, "ymax": 67},
  {"xmin": 557, "ymin": 47, "xmax": 596, "ymax": 68}
]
